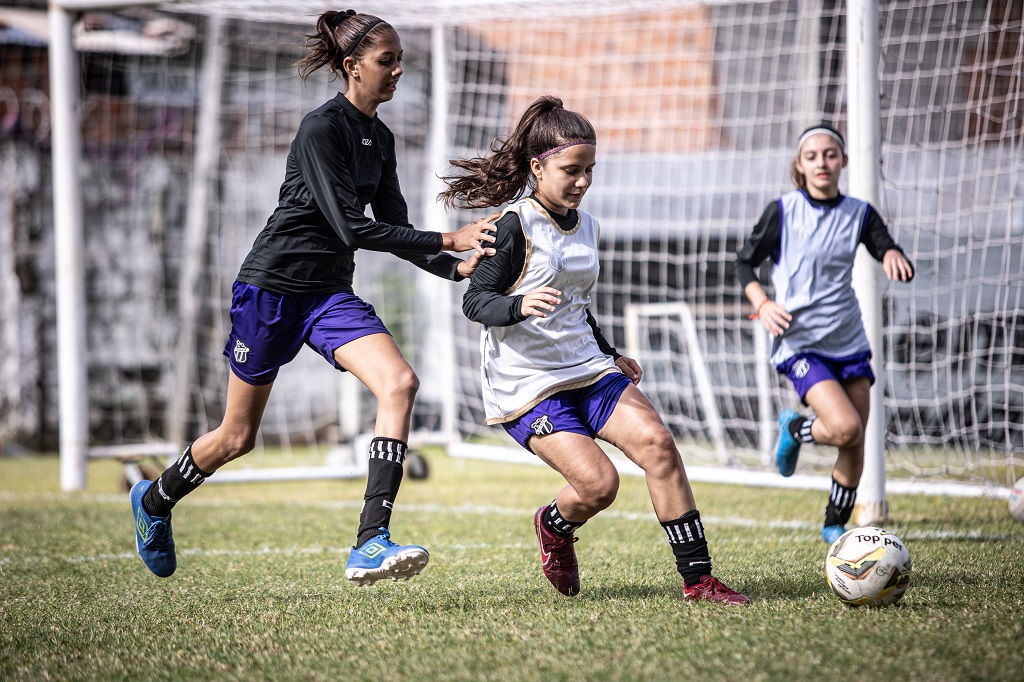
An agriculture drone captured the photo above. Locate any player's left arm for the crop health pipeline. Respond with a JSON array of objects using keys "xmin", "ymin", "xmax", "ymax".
[{"xmin": 861, "ymin": 206, "xmax": 915, "ymax": 282}]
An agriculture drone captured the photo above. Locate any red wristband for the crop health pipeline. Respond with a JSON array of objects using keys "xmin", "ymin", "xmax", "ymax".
[{"xmin": 749, "ymin": 299, "xmax": 770, "ymax": 320}]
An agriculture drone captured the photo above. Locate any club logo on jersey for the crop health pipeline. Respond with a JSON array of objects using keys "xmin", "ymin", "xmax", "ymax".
[
  {"xmin": 531, "ymin": 414, "xmax": 554, "ymax": 436},
  {"xmin": 548, "ymin": 248, "xmax": 566, "ymax": 272},
  {"xmin": 361, "ymin": 138, "xmax": 372, "ymax": 146},
  {"xmin": 793, "ymin": 358, "xmax": 810, "ymax": 379},
  {"xmin": 233, "ymin": 339, "xmax": 250, "ymax": 364}
]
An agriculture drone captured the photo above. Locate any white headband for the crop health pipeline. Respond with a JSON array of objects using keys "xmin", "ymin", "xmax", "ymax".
[{"xmin": 798, "ymin": 127, "xmax": 845, "ymax": 154}]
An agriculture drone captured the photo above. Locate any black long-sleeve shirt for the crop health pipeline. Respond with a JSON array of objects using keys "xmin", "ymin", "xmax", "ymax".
[
  {"xmin": 237, "ymin": 94, "xmax": 461, "ymax": 295},
  {"xmin": 735, "ymin": 191, "xmax": 913, "ymax": 288},
  {"xmin": 462, "ymin": 195, "xmax": 619, "ymax": 358}
]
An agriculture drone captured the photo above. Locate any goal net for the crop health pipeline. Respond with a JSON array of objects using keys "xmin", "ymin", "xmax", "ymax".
[{"xmin": 14, "ymin": 0, "xmax": 1021, "ymax": 490}]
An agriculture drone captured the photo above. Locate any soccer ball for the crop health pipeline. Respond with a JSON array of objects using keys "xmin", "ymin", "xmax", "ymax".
[
  {"xmin": 1009, "ymin": 476, "xmax": 1024, "ymax": 523},
  {"xmin": 825, "ymin": 526, "xmax": 912, "ymax": 606}
]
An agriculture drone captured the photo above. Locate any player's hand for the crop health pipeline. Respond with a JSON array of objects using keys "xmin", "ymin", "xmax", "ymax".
[
  {"xmin": 883, "ymin": 249, "xmax": 913, "ymax": 282},
  {"xmin": 443, "ymin": 212, "xmax": 500, "ymax": 254},
  {"xmin": 456, "ymin": 249, "xmax": 494, "ymax": 278},
  {"xmin": 759, "ymin": 300, "xmax": 791, "ymax": 337},
  {"xmin": 615, "ymin": 355, "xmax": 643, "ymax": 384},
  {"xmin": 520, "ymin": 287, "xmax": 561, "ymax": 318}
]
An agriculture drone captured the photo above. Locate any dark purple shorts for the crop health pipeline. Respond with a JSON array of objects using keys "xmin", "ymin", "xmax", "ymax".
[
  {"xmin": 776, "ymin": 350, "xmax": 875, "ymax": 404},
  {"xmin": 223, "ymin": 282, "xmax": 390, "ymax": 385},
  {"xmin": 502, "ymin": 372, "xmax": 632, "ymax": 452}
]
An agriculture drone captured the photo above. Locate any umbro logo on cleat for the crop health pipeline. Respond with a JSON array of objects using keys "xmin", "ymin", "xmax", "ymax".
[
  {"xmin": 136, "ymin": 511, "xmax": 151, "ymax": 542},
  {"xmin": 359, "ymin": 542, "xmax": 387, "ymax": 559}
]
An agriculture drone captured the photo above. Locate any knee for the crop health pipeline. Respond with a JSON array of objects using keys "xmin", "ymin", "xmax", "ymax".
[
  {"xmin": 208, "ymin": 428, "xmax": 258, "ymax": 467},
  {"xmin": 381, "ymin": 367, "xmax": 419, "ymax": 404},
  {"xmin": 829, "ymin": 415, "xmax": 864, "ymax": 449},
  {"xmin": 581, "ymin": 468, "xmax": 619, "ymax": 511},
  {"xmin": 633, "ymin": 426, "xmax": 681, "ymax": 478}
]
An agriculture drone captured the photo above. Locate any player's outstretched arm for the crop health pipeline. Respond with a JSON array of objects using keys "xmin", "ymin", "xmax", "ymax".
[{"xmin": 442, "ymin": 212, "xmax": 500, "ymax": 254}]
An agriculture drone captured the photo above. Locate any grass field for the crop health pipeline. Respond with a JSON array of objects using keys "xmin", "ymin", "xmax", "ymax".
[{"xmin": 2, "ymin": 449, "xmax": 1023, "ymax": 681}]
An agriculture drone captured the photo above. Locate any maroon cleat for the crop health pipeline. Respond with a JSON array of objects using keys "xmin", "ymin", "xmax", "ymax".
[
  {"xmin": 682, "ymin": 575, "xmax": 750, "ymax": 606},
  {"xmin": 533, "ymin": 506, "xmax": 580, "ymax": 596}
]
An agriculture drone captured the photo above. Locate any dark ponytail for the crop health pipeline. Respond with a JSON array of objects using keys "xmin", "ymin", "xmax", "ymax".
[
  {"xmin": 296, "ymin": 10, "xmax": 392, "ymax": 82},
  {"xmin": 440, "ymin": 95, "xmax": 596, "ymax": 210}
]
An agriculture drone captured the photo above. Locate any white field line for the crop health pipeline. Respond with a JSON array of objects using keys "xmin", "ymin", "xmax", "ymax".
[
  {"xmin": 448, "ymin": 443, "xmax": 1016, "ymax": 499},
  {"xmin": 1, "ymin": 498, "xmax": 1019, "ymax": 567}
]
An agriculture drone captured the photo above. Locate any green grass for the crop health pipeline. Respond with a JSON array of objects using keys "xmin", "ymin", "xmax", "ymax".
[{"xmin": 2, "ymin": 450, "xmax": 1023, "ymax": 681}]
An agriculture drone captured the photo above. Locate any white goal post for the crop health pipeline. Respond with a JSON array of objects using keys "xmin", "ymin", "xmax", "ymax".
[{"xmin": 36, "ymin": 0, "xmax": 1022, "ymax": 509}]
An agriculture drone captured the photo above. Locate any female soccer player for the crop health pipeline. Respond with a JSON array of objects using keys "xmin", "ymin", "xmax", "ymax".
[
  {"xmin": 734, "ymin": 124, "xmax": 914, "ymax": 544},
  {"xmin": 130, "ymin": 9, "xmax": 497, "ymax": 583},
  {"xmin": 442, "ymin": 96, "xmax": 748, "ymax": 605}
]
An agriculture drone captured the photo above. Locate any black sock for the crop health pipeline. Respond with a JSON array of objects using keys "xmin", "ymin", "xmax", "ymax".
[
  {"xmin": 541, "ymin": 499, "xmax": 585, "ymax": 537},
  {"xmin": 824, "ymin": 477, "xmax": 857, "ymax": 527},
  {"xmin": 789, "ymin": 416, "xmax": 816, "ymax": 443},
  {"xmin": 356, "ymin": 437, "xmax": 407, "ymax": 548},
  {"xmin": 141, "ymin": 444, "xmax": 211, "ymax": 517},
  {"xmin": 662, "ymin": 510, "xmax": 713, "ymax": 587}
]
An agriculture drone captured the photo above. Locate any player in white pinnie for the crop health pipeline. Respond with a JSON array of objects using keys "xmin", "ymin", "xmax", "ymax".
[
  {"xmin": 443, "ymin": 95, "xmax": 748, "ymax": 605},
  {"xmin": 735, "ymin": 124, "xmax": 913, "ymax": 545}
]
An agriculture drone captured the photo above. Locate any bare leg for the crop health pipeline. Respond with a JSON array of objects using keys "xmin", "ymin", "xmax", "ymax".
[
  {"xmin": 595, "ymin": 384, "xmax": 746, "ymax": 603},
  {"xmin": 530, "ymin": 432, "xmax": 620, "ymax": 522},
  {"xmin": 332, "ymin": 333, "xmax": 418, "ymax": 441},
  {"xmin": 597, "ymin": 384, "xmax": 695, "ymax": 521},
  {"xmin": 803, "ymin": 377, "xmax": 871, "ymax": 487},
  {"xmin": 191, "ymin": 371, "xmax": 273, "ymax": 472}
]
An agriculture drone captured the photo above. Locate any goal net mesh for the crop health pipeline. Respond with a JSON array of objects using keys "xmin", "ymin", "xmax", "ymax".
[{"xmin": 7, "ymin": 0, "xmax": 1019, "ymax": 485}]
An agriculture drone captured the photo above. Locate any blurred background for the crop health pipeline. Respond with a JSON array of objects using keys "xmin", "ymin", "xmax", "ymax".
[{"xmin": 0, "ymin": 0, "xmax": 1021, "ymax": 488}]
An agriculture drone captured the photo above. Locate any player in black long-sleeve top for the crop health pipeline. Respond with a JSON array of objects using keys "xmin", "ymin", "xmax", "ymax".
[{"xmin": 130, "ymin": 10, "xmax": 497, "ymax": 584}]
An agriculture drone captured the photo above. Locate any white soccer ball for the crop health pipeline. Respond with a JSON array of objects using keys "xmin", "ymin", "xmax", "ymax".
[
  {"xmin": 1009, "ymin": 476, "xmax": 1024, "ymax": 523},
  {"xmin": 824, "ymin": 526, "xmax": 912, "ymax": 606}
]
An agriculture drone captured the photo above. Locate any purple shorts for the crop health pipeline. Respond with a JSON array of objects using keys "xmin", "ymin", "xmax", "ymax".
[
  {"xmin": 223, "ymin": 282, "xmax": 390, "ymax": 385},
  {"xmin": 502, "ymin": 372, "xmax": 632, "ymax": 452},
  {"xmin": 776, "ymin": 351, "xmax": 875, "ymax": 404}
]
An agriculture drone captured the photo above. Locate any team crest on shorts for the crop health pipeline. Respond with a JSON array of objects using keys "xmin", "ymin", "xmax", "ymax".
[
  {"xmin": 233, "ymin": 339, "xmax": 251, "ymax": 364},
  {"xmin": 793, "ymin": 358, "xmax": 810, "ymax": 379},
  {"xmin": 531, "ymin": 414, "xmax": 554, "ymax": 436}
]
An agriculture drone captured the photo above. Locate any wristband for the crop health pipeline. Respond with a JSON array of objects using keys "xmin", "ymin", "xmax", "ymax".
[{"xmin": 749, "ymin": 299, "xmax": 770, "ymax": 320}]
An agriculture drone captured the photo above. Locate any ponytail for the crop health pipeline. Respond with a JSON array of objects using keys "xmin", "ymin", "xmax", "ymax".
[
  {"xmin": 440, "ymin": 95, "xmax": 596, "ymax": 210},
  {"xmin": 297, "ymin": 10, "xmax": 391, "ymax": 82}
]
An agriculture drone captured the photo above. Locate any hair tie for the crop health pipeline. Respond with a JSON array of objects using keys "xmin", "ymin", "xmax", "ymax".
[
  {"xmin": 536, "ymin": 139, "xmax": 595, "ymax": 161},
  {"xmin": 328, "ymin": 9, "xmax": 356, "ymax": 29},
  {"xmin": 343, "ymin": 17, "xmax": 385, "ymax": 59}
]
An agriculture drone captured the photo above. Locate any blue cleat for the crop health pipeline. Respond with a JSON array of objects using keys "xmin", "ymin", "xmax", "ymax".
[
  {"xmin": 130, "ymin": 480, "xmax": 176, "ymax": 577},
  {"xmin": 822, "ymin": 524, "xmax": 846, "ymax": 545},
  {"xmin": 344, "ymin": 528, "xmax": 429, "ymax": 586},
  {"xmin": 774, "ymin": 408, "xmax": 802, "ymax": 477}
]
